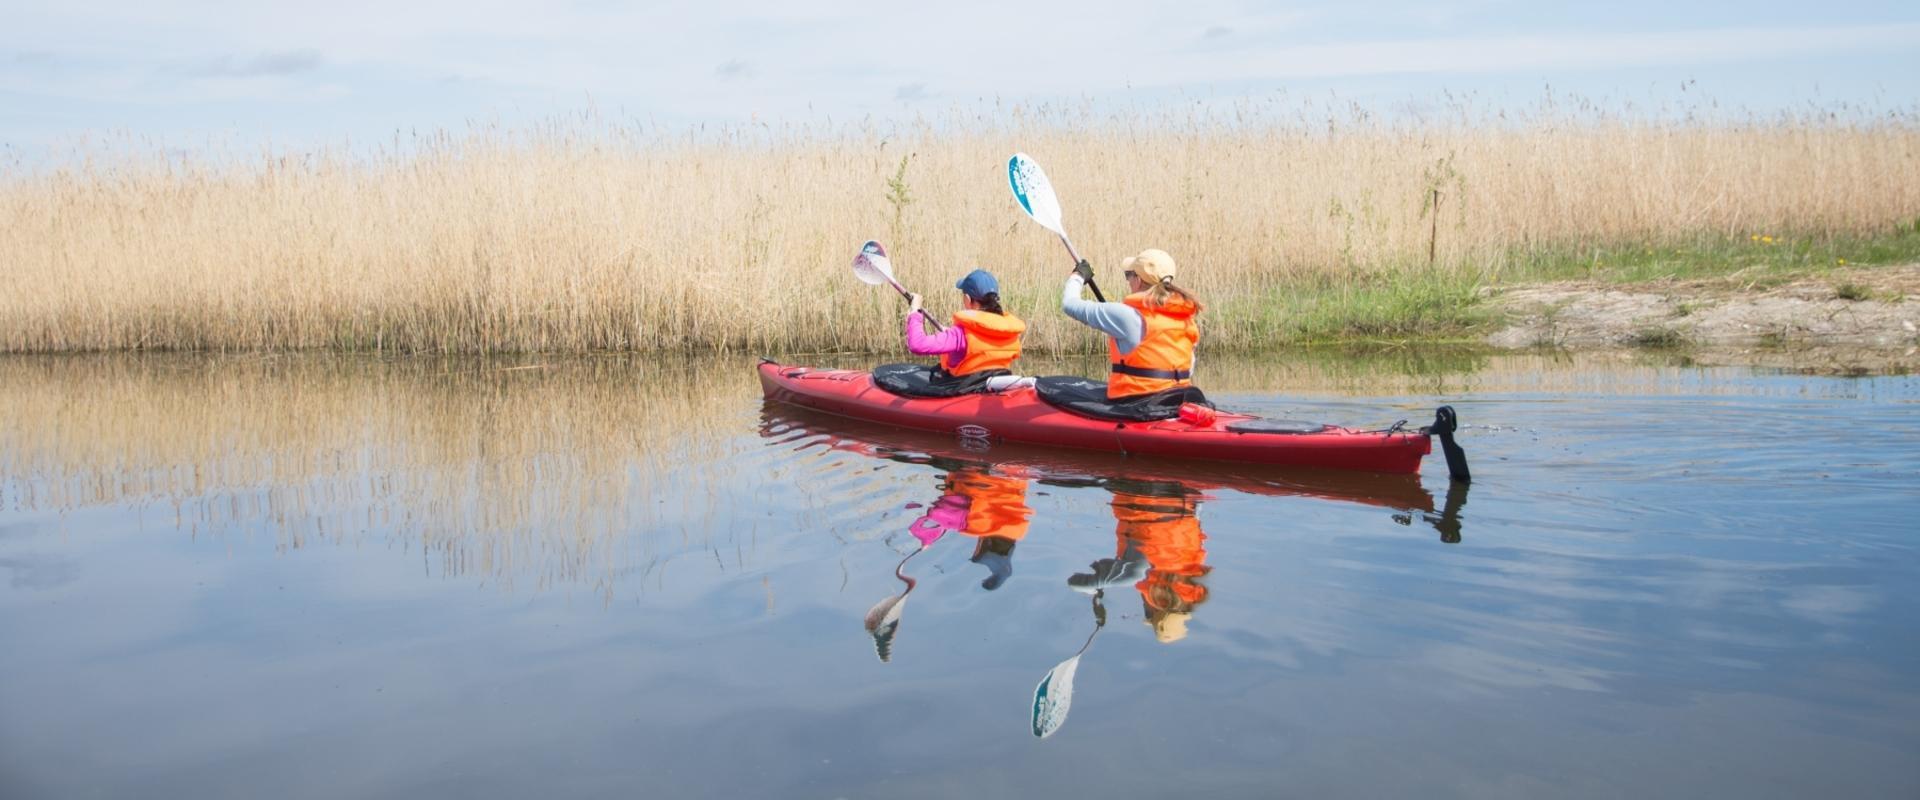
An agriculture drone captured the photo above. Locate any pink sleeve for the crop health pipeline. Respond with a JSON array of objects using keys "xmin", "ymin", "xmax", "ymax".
[
  {"xmin": 909, "ymin": 494, "xmax": 971, "ymax": 548},
  {"xmin": 905, "ymin": 312, "xmax": 968, "ymax": 357}
]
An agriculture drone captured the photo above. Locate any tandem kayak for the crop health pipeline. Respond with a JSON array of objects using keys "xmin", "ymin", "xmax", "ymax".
[{"xmin": 757, "ymin": 361, "xmax": 1469, "ymax": 478}]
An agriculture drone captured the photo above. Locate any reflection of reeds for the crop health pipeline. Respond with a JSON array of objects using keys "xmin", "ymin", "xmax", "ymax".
[
  {"xmin": 0, "ymin": 354, "xmax": 760, "ymax": 593},
  {"xmin": 3, "ymin": 104, "xmax": 1915, "ymax": 353},
  {"xmin": 0, "ymin": 351, "xmax": 1892, "ymax": 590}
]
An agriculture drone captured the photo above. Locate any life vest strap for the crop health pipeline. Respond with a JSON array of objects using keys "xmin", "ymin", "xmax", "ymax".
[{"xmin": 1110, "ymin": 363, "xmax": 1191, "ymax": 380}]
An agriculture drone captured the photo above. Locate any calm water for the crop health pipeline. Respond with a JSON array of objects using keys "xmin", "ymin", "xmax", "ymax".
[{"xmin": 1, "ymin": 351, "xmax": 1916, "ymax": 799}]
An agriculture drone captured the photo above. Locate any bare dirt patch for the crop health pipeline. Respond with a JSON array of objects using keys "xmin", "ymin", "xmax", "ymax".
[{"xmin": 1488, "ymin": 265, "xmax": 1920, "ymax": 350}]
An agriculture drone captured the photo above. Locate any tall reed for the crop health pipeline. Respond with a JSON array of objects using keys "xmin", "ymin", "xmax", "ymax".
[{"xmin": 3, "ymin": 101, "xmax": 1916, "ymax": 353}]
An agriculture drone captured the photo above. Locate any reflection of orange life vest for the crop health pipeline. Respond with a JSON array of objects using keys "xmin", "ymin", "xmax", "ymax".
[
  {"xmin": 1107, "ymin": 293, "xmax": 1199, "ymax": 398},
  {"xmin": 949, "ymin": 468, "xmax": 1031, "ymax": 540},
  {"xmin": 1113, "ymin": 493, "xmax": 1209, "ymax": 608},
  {"xmin": 942, "ymin": 309, "xmax": 1026, "ymax": 376}
]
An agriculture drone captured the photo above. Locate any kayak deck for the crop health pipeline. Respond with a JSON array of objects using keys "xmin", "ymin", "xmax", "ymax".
[{"xmin": 757, "ymin": 361, "xmax": 1433, "ymax": 475}]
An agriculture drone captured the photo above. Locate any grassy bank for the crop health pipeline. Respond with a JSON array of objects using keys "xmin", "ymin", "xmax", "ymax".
[
  {"xmin": 3, "ymin": 105, "xmax": 1917, "ymax": 353},
  {"xmin": 1235, "ymin": 225, "xmax": 1920, "ymax": 346}
]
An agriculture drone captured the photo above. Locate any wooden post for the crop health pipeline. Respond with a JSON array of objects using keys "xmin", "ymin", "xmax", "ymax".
[{"xmin": 1429, "ymin": 189, "xmax": 1441, "ymax": 267}]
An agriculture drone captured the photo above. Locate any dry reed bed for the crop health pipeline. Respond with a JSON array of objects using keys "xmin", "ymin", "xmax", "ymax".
[{"xmin": 4, "ymin": 112, "xmax": 1916, "ymax": 353}]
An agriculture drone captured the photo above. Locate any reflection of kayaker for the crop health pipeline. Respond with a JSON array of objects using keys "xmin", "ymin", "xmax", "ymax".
[
  {"xmin": 866, "ymin": 461, "xmax": 1036, "ymax": 662},
  {"xmin": 1035, "ymin": 480, "xmax": 1207, "ymax": 737},
  {"xmin": 1105, "ymin": 479, "xmax": 1210, "ymax": 643},
  {"xmin": 912, "ymin": 462, "xmax": 1032, "ymax": 591},
  {"xmin": 948, "ymin": 466, "xmax": 1031, "ymax": 590}
]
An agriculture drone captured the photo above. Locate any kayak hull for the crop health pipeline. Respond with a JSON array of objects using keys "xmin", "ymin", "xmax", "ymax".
[{"xmin": 758, "ymin": 362, "xmax": 1432, "ymax": 475}]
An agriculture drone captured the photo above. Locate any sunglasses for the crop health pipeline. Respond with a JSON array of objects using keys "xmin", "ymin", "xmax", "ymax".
[{"xmin": 1123, "ymin": 270, "xmax": 1138, "ymax": 279}]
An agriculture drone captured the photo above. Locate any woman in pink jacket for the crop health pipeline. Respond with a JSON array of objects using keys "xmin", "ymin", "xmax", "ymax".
[{"xmin": 904, "ymin": 268, "xmax": 1035, "ymax": 391}]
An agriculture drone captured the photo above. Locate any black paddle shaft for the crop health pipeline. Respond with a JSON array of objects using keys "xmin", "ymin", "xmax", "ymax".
[{"xmin": 1063, "ymin": 242, "xmax": 1107, "ymax": 303}]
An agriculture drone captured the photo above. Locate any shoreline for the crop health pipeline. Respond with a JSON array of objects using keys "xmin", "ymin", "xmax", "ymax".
[{"xmin": 1484, "ymin": 264, "xmax": 1920, "ymax": 352}]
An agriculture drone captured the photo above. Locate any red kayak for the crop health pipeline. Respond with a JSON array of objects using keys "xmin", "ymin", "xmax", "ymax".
[{"xmin": 758, "ymin": 361, "xmax": 1468, "ymax": 477}]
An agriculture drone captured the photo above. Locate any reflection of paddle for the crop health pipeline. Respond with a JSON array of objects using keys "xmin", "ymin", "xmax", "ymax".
[
  {"xmin": 1032, "ymin": 591, "xmax": 1110, "ymax": 739},
  {"xmin": 1429, "ymin": 479, "xmax": 1470, "ymax": 544},
  {"xmin": 863, "ymin": 547, "xmax": 925, "ymax": 663},
  {"xmin": 852, "ymin": 240, "xmax": 941, "ymax": 331},
  {"xmin": 1009, "ymin": 153, "xmax": 1105, "ymax": 303}
]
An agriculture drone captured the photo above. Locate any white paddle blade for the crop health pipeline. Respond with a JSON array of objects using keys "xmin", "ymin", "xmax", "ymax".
[
  {"xmin": 1008, "ymin": 153, "xmax": 1066, "ymax": 235},
  {"xmin": 864, "ymin": 593, "xmax": 908, "ymax": 663},
  {"xmin": 1031, "ymin": 655, "xmax": 1080, "ymax": 738},
  {"xmin": 852, "ymin": 240, "xmax": 896, "ymax": 286}
]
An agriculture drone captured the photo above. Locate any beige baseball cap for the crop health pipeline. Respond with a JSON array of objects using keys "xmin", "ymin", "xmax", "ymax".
[
  {"xmin": 1150, "ymin": 611, "xmax": 1191, "ymax": 643},
  {"xmin": 1121, "ymin": 249, "xmax": 1177, "ymax": 283}
]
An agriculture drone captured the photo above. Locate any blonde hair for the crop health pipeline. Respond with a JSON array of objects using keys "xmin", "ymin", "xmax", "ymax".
[{"xmin": 1144, "ymin": 276, "xmax": 1204, "ymax": 312}]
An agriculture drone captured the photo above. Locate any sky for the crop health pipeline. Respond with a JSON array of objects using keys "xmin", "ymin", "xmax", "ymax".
[{"xmin": 2, "ymin": 0, "xmax": 1918, "ymax": 155}]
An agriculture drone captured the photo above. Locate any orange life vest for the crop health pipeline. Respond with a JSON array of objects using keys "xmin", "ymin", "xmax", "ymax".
[
  {"xmin": 1107, "ymin": 293, "xmax": 1199, "ymax": 399},
  {"xmin": 943, "ymin": 309, "xmax": 1026, "ymax": 376},
  {"xmin": 1113, "ymin": 492, "xmax": 1209, "ymax": 609},
  {"xmin": 949, "ymin": 468, "xmax": 1031, "ymax": 541}
]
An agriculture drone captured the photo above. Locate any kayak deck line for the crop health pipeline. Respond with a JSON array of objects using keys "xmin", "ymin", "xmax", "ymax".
[{"xmin": 757, "ymin": 361, "xmax": 1468, "ymax": 479}]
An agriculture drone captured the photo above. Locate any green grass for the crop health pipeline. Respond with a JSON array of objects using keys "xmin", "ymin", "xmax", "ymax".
[
  {"xmin": 1832, "ymin": 282, "xmax": 1872, "ymax": 301},
  {"xmin": 1629, "ymin": 327, "xmax": 1689, "ymax": 349},
  {"xmin": 1500, "ymin": 223, "xmax": 1920, "ymax": 287},
  {"xmin": 1213, "ymin": 268, "xmax": 1491, "ymax": 347}
]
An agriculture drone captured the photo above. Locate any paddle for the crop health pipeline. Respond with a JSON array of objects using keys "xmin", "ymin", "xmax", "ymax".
[
  {"xmin": 1009, "ymin": 153, "xmax": 1106, "ymax": 302},
  {"xmin": 852, "ymin": 240, "xmax": 941, "ymax": 331},
  {"xmin": 863, "ymin": 547, "xmax": 925, "ymax": 663},
  {"xmin": 1031, "ymin": 590, "xmax": 1107, "ymax": 739}
]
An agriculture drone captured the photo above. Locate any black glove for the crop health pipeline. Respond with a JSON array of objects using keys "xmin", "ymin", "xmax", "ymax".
[
  {"xmin": 1068, "ymin": 556, "xmax": 1149, "ymax": 594},
  {"xmin": 1072, "ymin": 259, "xmax": 1094, "ymax": 283}
]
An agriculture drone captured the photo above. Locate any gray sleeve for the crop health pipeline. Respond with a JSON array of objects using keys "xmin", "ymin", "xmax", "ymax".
[{"xmin": 1061, "ymin": 275, "xmax": 1144, "ymax": 354}]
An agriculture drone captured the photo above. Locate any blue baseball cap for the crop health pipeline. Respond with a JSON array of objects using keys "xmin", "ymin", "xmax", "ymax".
[{"xmin": 955, "ymin": 268, "xmax": 998, "ymax": 300}]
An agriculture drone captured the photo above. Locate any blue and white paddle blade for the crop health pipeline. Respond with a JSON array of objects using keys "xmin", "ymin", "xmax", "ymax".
[
  {"xmin": 1008, "ymin": 153, "xmax": 1066, "ymax": 235},
  {"xmin": 1031, "ymin": 654, "xmax": 1080, "ymax": 738},
  {"xmin": 852, "ymin": 240, "xmax": 894, "ymax": 286},
  {"xmin": 863, "ymin": 592, "xmax": 908, "ymax": 662}
]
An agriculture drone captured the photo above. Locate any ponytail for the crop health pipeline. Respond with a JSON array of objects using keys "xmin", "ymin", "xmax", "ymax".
[
  {"xmin": 975, "ymin": 292, "xmax": 1006, "ymax": 315},
  {"xmin": 1146, "ymin": 277, "xmax": 1203, "ymax": 313}
]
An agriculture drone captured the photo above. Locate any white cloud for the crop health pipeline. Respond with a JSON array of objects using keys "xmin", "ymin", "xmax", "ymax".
[{"xmin": 187, "ymin": 50, "xmax": 323, "ymax": 78}]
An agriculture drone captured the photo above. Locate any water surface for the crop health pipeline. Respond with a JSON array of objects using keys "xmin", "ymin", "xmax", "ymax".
[{"xmin": 1, "ymin": 351, "xmax": 1915, "ymax": 799}]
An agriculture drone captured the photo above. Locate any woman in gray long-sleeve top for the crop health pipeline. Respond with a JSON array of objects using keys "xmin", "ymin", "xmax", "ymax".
[{"xmin": 1060, "ymin": 249, "xmax": 1206, "ymax": 400}]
